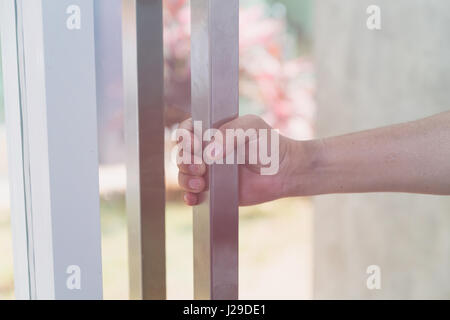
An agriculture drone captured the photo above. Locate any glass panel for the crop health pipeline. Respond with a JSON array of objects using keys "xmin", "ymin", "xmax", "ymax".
[
  {"xmin": 95, "ymin": 0, "xmax": 313, "ymax": 300},
  {"xmin": 0, "ymin": 39, "xmax": 15, "ymax": 300},
  {"xmin": 94, "ymin": 0, "xmax": 128, "ymax": 300}
]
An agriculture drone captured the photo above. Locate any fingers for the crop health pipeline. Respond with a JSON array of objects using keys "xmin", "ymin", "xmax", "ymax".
[
  {"xmin": 178, "ymin": 162, "xmax": 206, "ymax": 176},
  {"xmin": 178, "ymin": 162, "xmax": 205, "ymax": 206},
  {"xmin": 176, "ymin": 118, "xmax": 203, "ymax": 156},
  {"xmin": 177, "ymin": 119, "xmax": 205, "ymax": 206},
  {"xmin": 183, "ymin": 192, "xmax": 198, "ymax": 206},
  {"xmin": 178, "ymin": 172, "xmax": 206, "ymax": 193},
  {"xmin": 177, "ymin": 151, "xmax": 205, "ymax": 176}
]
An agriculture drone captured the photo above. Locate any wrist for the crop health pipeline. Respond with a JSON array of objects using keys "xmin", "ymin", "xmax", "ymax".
[{"xmin": 282, "ymin": 138, "xmax": 327, "ymax": 197}]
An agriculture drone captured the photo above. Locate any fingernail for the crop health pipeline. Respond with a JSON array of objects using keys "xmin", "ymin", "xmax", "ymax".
[
  {"xmin": 183, "ymin": 193, "xmax": 189, "ymax": 203},
  {"xmin": 189, "ymin": 179, "xmax": 202, "ymax": 190}
]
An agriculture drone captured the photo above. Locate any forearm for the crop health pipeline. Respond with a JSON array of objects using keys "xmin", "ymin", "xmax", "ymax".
[{"xmin": 286, "ymin": 111, "xmax": 450, "ymax": 196}]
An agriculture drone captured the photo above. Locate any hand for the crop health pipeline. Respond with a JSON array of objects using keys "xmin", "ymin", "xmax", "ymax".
[{"xmin": 176, "ymin": 115, "xmax": 311, "ymax": 206}]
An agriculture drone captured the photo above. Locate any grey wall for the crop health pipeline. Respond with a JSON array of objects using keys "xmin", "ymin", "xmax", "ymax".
[{"xmin": 314, "ymin": 0, "xmax": 450, "ymax": 299}]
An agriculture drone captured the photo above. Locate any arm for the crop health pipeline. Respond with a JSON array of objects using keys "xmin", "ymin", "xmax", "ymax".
[
  {"xmin": 178, "ymin": 112, "xmax": 450, "ymax": 207},
  {"xmin": 286, "ymin": 111, "xmax": 450, "ymax": 197}
]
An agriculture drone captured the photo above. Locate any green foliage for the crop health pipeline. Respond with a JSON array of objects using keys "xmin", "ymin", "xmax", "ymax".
[
  {"xmin": 269, "ymin": 0, "xmax": 314, "ymax": 35},
  {"xmin": 267, "ymin": 0, "xmax": 314, "ymax": 55},
  {"xmin": 243, "ymin": 0, "xmax": 314, "ymax": 37}
]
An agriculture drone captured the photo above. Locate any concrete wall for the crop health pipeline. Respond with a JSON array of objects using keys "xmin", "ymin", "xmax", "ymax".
[{"xmin": 314, "ymin": 0, "xmax": 450, "ymax": 299}]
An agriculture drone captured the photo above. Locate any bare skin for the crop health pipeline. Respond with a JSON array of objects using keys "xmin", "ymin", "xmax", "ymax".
[{"xmin": 177, "ymin": 112, "xmax": 450, "ymax": 206}]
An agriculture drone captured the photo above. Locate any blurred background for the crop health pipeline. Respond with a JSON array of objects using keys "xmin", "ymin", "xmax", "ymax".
[{"xmin": 1, "ymin": 0, "xmax": 450, "ymax": 299}]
